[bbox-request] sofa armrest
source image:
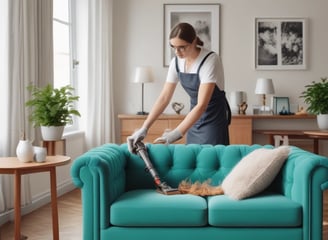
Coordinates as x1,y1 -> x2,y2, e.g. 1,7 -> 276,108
279,146 -> 328,240
70,144 -> 127,240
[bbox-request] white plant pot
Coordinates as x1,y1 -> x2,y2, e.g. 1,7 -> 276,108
41,126 -> 65,140
317,114 -> 328,130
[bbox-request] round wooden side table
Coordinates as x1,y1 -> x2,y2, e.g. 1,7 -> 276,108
303,131 -> 328,154
0,155 -> 71,240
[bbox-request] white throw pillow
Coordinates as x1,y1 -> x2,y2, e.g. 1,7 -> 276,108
222,146 -> 290,200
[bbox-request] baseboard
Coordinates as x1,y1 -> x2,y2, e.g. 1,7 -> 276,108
0,180 -> 76,226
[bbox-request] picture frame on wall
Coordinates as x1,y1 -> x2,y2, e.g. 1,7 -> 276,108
163,4 -> 220,67
273,96 -> 290,115
255,18 -> 307,70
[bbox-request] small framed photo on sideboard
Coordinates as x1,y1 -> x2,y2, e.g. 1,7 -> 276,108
273,97 -> 290,115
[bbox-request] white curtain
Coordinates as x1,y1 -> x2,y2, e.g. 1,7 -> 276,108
84,0 -> 115,149
0,0 -> 53,214
0,0 -> 9,213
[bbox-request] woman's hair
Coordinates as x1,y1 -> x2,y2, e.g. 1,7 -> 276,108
169,22 -> 204,46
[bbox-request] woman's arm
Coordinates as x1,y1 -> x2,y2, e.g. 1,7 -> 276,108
176,82 -> 215,135
142,82 -> 177,129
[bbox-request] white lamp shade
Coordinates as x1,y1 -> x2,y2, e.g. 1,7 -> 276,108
134,66 -> 154,83
255,78 -> 275,95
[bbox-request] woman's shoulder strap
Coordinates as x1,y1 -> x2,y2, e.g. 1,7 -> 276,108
197,51 -> 215,74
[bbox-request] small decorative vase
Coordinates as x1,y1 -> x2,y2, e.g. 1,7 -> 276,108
16,140 -> 34,163
33,146 -> 47,162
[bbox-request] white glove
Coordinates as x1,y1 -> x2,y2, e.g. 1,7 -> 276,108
154,129 -> 183,144
127,127 -> 148,153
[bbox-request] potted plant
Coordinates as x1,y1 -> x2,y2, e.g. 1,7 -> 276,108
300,77 -> 328,130
26,84 -> 81,140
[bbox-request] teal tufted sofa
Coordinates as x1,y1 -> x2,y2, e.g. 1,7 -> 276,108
71,143 -> 328,240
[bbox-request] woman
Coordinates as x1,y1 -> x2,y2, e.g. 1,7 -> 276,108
127,22 -> 231,150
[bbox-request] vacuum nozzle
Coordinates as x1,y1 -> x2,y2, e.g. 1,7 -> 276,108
157,182 -> 180,195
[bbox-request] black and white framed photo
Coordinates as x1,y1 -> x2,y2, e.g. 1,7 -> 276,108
273,96 -> 290,115
255,18 -> 307,70
163,4 -> 220,67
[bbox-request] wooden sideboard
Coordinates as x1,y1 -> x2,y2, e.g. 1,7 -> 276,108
229,114 -> 316,145
118,114 -> 317,145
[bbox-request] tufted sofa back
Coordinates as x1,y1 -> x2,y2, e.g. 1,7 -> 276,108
122,144 -> 271,191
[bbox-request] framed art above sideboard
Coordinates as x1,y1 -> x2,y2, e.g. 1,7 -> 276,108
255,18 -> 307,70
163,3 -> 220,67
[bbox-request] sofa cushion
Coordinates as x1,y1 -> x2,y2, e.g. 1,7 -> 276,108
222,146 -> 290,200
208,193 -> 302,227
110,189 -> 208,227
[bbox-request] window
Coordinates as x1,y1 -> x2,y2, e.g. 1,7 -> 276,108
53,0 -> 79,130
53,0 -> 79,88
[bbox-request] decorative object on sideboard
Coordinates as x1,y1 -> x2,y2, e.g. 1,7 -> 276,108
239,102 -> 248,115
272,96 -> 292,115
295,106 -> 308,115
300,77 -> 328,130
171,102 -> 184,114
26,84 -> 81,140
230,91 -> 247,114
255,78 -> 275,114
133,66 -> 154,115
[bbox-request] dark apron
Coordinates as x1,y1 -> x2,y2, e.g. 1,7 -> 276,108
175,52 -> 231,145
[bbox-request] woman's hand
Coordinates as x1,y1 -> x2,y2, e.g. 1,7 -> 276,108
127,127 -> 148,153
154,129 -> 183,144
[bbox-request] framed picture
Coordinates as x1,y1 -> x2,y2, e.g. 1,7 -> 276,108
163,4 -> 220,67
273,97 -> 290,115
255,18 -> 307,70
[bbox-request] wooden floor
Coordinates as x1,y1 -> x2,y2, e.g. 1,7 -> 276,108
0,189 -> 327,240
0,189 -> 82,240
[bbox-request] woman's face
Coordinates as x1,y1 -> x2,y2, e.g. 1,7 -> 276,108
169,37 -> 192,59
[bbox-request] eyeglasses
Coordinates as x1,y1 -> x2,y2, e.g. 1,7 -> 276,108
170,44 -> 190,52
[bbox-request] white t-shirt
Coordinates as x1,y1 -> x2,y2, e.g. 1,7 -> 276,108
166,48 -> 225,90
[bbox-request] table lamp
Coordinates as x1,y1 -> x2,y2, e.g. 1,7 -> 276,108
255,78 -> 275,111
134,66 -> 154,115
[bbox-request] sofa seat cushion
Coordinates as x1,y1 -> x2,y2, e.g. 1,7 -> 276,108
110,189 -> 208,227
208,192 -> 302,227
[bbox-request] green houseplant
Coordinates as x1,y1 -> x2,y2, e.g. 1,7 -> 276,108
300,77 -> 328,129
26,84 -> 81,140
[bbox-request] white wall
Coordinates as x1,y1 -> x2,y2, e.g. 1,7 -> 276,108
112,0 -> 328,142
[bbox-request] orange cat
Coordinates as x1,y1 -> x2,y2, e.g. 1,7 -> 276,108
178,180 -> 224,196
